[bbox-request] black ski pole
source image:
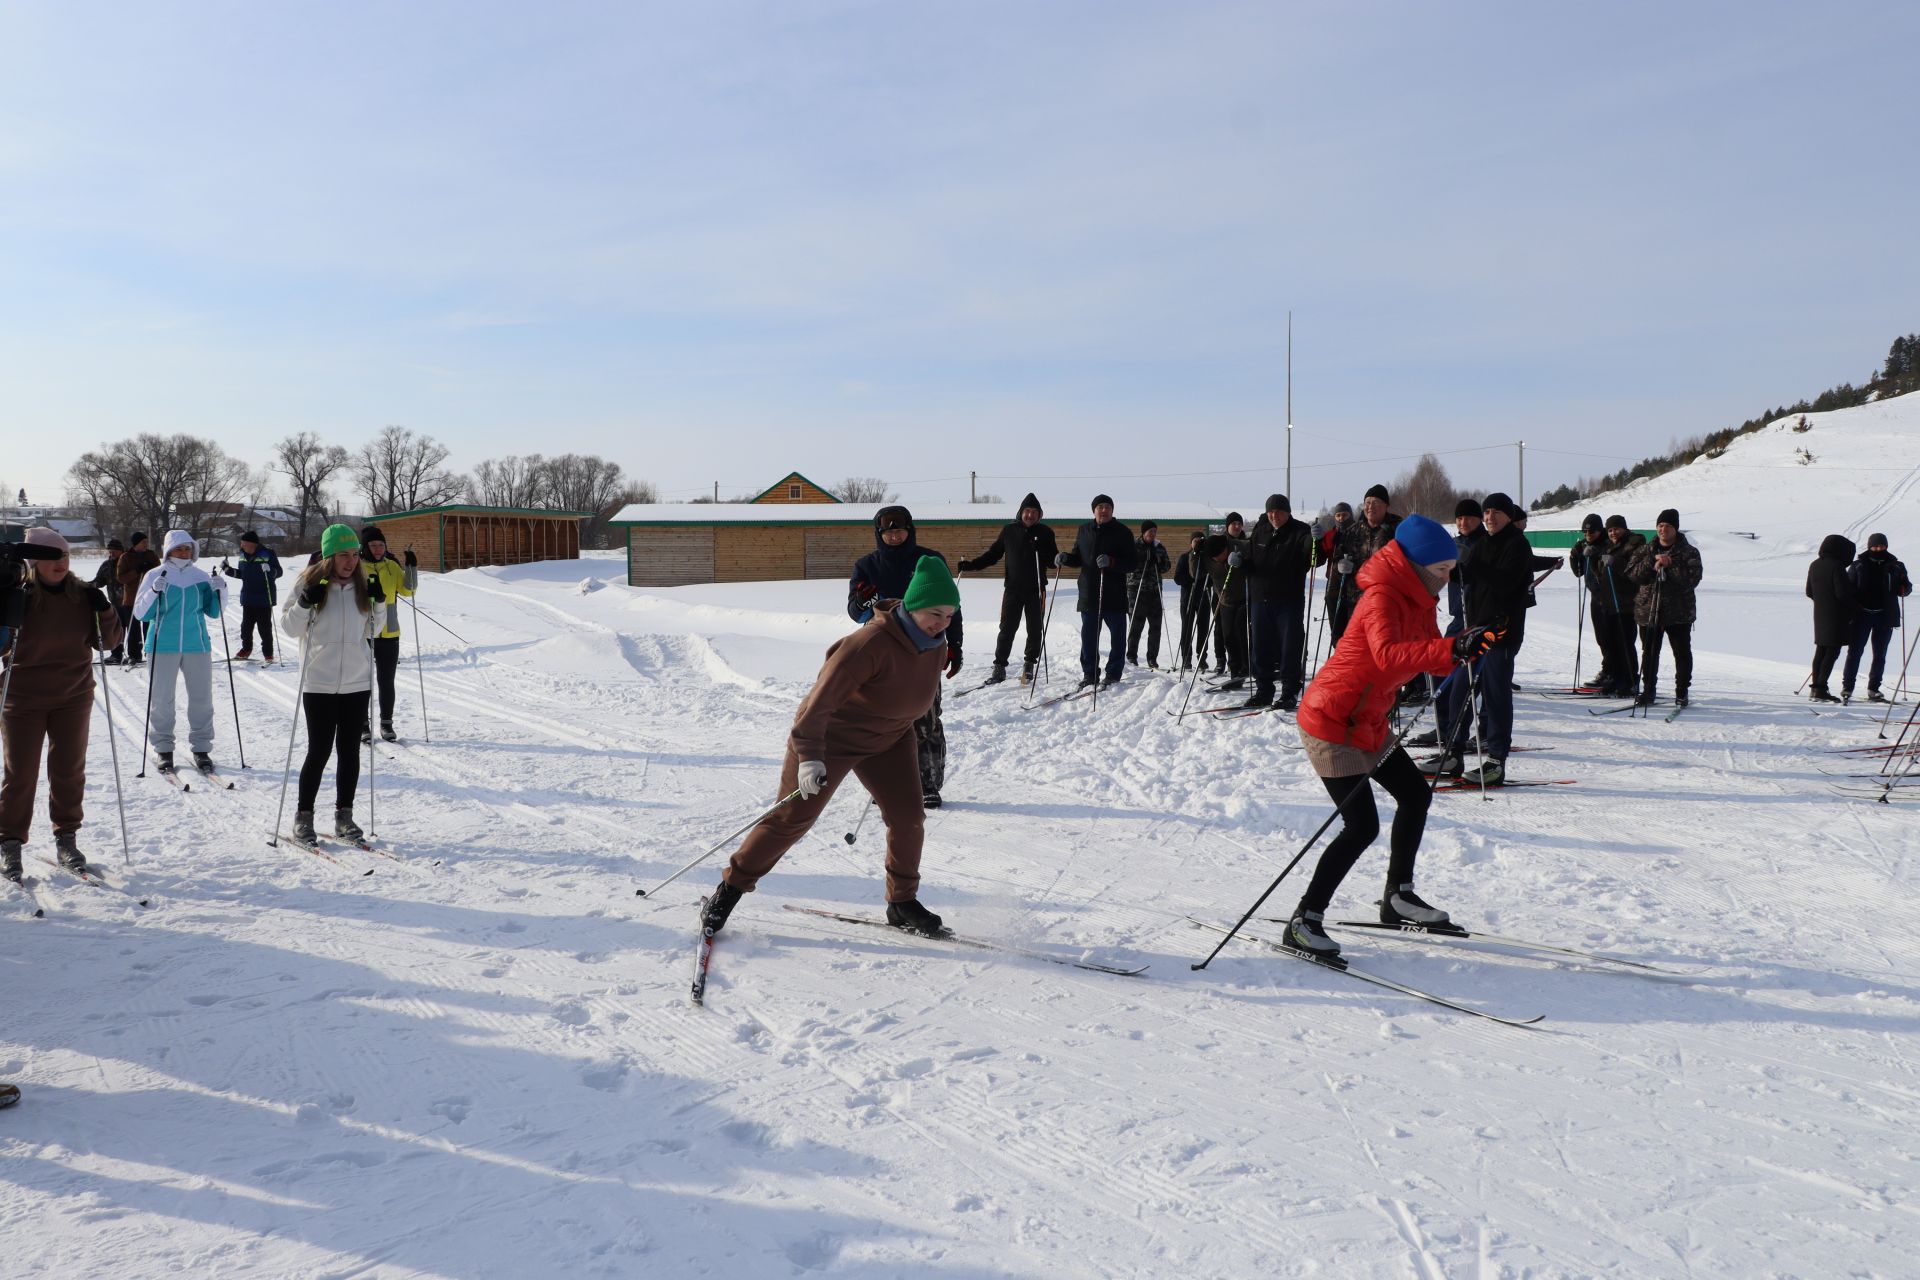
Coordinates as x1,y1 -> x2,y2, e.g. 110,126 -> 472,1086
1026,562 -> 1063,709
1572,573 -> 1585,690
1174,566 -> 1235,720
410,595 -> 430,742
218,589 -> 247,768
1091,568 -> 1104,714
267,627 -> 311,848
1879,620 -> 1918,737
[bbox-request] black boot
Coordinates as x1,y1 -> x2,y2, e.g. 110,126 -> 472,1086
701,880 -> 743,935
2,839 -> 21,884
334,808 -> 365,842
1283,908 -> 1341,960
155,751 -> 176,774
192,751 -> 214,773
983,664 -> 1007,685
1240,687 -> 1273,710
1381,885 -> 1453,928
886,898 -> 948,936
292,810 -> 317,844
54,833 -> 87,872
381,721 -> 399,742
1020,659 -> 1036,684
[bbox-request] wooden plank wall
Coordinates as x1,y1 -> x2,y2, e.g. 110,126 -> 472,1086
753,474 -> 839,504
627,527 -> 716,586
804,526 -> 872,579
717,526 -> 806,581
371,514 -> 443,572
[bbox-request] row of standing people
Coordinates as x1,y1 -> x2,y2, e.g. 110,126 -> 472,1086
1805,532 -> 1912,703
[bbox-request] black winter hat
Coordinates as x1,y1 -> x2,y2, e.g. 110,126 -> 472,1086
1090,493 -> 1114,511
240,529 -> 261,544
1140,519 -> 1158,534
129,531 -> 148,547
1581,513 -> 1603,532
1224,511 -> 1244,526
106,538 -> 125,551
1483,492 -> 1521,520
1364,483 -> 1390,505
1605,514 -> 1628,531
1332,502 -> 1352,516
1019,492 -> 1043,517
1868,531 -> 1889,549
360,524 -> 386,545
1656,508 -> 1680,528
874,505 -> 913,531
1455,498 -> 1482,519
1265,493 -> 1290,513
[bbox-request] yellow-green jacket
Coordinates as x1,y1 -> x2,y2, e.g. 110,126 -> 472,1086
363,554 -> 418,640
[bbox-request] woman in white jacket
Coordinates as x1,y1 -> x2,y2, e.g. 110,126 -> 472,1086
281,524 -> 386,844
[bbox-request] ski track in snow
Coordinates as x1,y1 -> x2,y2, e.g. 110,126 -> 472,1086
6,476 -> 1920,1279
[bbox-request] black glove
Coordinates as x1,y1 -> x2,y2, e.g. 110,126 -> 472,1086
83,585 -> 111,614
1054,552 -> 1069,567
299,580 -> 328,607
945,648 -> 963,679
221,558 -> 235,576
1451,625 -> 1500,662
368,575 -> 386,603
1096,554 -> 1112,569
403,548 -> 417,568
957,559 -> 976,573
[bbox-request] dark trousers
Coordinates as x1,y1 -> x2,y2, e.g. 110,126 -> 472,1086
726,732 -> 925,902
1179,593 -> 1207,666
372,636 -> 400,726
1601,612 -> 1639,692
0,698 -> 92,842
1811,643 -> 1843,695
1640,622 -> 1693,698
1298,747 -> 1432,915
240,604 -> 276,658
1586,597 -> 1612,681
1080,610 -> 1126,680
992,588 -> 1045,668
1213,605 -> 1248,676
1441,644 -> 1515,760
116,606 -> 142,662
1249,598 -> 1305,697
915,687 -> 945,796
1843,614 -> 1896,693
1127,592 -> 1164,666
298,690 -> 370,813
1327,582 -> 1355,643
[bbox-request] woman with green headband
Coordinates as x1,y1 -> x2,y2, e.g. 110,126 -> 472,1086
700,556 -> 961,939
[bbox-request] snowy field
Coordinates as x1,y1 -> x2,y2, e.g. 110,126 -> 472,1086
5,393 -> 1920,1279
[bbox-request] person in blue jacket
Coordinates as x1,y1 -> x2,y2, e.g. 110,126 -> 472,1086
848,505 -> 964,807
220,529 -> 284,663
132,529 -> 227,774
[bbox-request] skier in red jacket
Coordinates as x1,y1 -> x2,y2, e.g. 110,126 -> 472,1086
1287,514 -> 1500,960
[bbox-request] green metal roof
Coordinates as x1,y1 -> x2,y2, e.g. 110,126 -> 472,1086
368,504 -> 588,522
748,472 -> 842,504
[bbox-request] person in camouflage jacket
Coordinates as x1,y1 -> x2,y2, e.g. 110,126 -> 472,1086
1626,508 -> 1703,705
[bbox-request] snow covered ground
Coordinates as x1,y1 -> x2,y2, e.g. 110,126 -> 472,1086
3,520 -> 1917,1276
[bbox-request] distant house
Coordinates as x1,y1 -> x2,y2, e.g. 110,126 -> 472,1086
751,472 -> 841,505
608,501 -> 1226,588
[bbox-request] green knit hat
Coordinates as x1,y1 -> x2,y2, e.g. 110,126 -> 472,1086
320,523 -> 360,557
902,556 -> 961,612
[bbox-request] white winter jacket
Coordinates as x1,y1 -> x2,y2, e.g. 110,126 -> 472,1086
281,579 -> 386,695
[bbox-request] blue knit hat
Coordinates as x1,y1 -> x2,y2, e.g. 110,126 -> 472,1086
1394,514 -> 1456,566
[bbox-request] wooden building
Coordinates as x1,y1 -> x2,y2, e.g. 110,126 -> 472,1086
368,504 -> 584,572
750,472 -> 842,505
609,501 -> 1226,588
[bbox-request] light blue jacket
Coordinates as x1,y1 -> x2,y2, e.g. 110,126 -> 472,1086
133,532 -> 226,655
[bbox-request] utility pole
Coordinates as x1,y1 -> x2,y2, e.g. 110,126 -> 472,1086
1285,311 -> 1293,500
970,471 -> 977,503
1517,441 -> 1525,510
713,480 -> 719,503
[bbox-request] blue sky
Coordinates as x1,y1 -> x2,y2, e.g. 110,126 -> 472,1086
3,1 -> 1915,515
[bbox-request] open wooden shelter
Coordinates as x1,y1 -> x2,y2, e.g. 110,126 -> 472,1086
367,504 -> 585,572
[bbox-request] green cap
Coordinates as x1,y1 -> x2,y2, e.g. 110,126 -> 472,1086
902,556 -> 961,612
320,523 -> 360,558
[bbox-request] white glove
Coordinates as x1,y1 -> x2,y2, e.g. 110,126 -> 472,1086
1096,554 -> 1112,569
1228,551 -> 1242,569
1337,557 -> 1355,575
795,760 -> 828,799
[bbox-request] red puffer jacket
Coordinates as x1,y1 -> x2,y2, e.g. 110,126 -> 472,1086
1297,540 -> 1455,753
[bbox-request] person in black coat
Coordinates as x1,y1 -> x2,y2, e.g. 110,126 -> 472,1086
1056,494 -> 1136,687
1211,512 -> 1250,687
1240,494 -> 1315,710
1842,533 -> 1913,701
1429,492 -> 1530,786
957,492 -> 1057,684
848,505 -> 964,804
219,530 -> 285,662
1124,520 -> 1173,669
1805,533 -> 1857,703
1568,513 -> 1612,688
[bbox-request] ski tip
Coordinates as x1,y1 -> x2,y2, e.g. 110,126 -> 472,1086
634,888 -> 647,896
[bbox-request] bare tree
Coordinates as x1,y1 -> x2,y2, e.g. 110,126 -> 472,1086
274,432 -> 352,546
353,425 -> 466,516
469,454 -> 550,508
836,476 -> 895,503
535,454 -> 656,549
1387,454 -> 1474,523
971,491 -> 1004,504
65,433 -> 248,545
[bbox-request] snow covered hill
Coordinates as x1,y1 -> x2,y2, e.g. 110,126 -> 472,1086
3,552 -> 1916,1277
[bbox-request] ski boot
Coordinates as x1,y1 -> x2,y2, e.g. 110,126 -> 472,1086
886,898 -> 947,936
1101,671 -> 1122,689
380,721 -> 399,742
292,810 -> 317,845
234,645 -> 252,661
1282,908 -> 1340,961
1405,728 -> 1441,750
1810,688 -> 1841,705
154,751 -> 176,775
1867,688 -> 1889,704
701,880 -> 743,935
1276,692 -> 1299,713
1240,687 -> 1273,710
1076,675 -> 1098,690
1217,676 -> 1246,693
334,808 -> 365,843
360,723 -> 374,745
921,791 -> 942,810
54,833 -> 87,873
1634,690 -> 1657,708
1381,884 -> 1453,929
1020,660 -> 1036,684
192,751 -> 214,774
2,839 -> 22,884
1459,758 -> 1505,787
1419,751 -> 1465,779
983,663 -> 1007,686
1674,691 -> 1689,708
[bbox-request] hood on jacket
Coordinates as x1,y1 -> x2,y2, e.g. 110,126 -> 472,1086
1353,540 -> 1429,605
1819,534 -> 1856,562
162,528 -> 197,560
872,505 -> 916,551
1018,492 -> 1042,518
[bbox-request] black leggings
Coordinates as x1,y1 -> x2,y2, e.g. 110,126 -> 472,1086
299,690 -> 370,812
1298,747 -> 1432,915
373,636 -> 400,725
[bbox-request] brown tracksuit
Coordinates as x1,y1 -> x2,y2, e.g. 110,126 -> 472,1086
116,547 -> 159,607
2,577 -> 123,842
725,608 -> 947,903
